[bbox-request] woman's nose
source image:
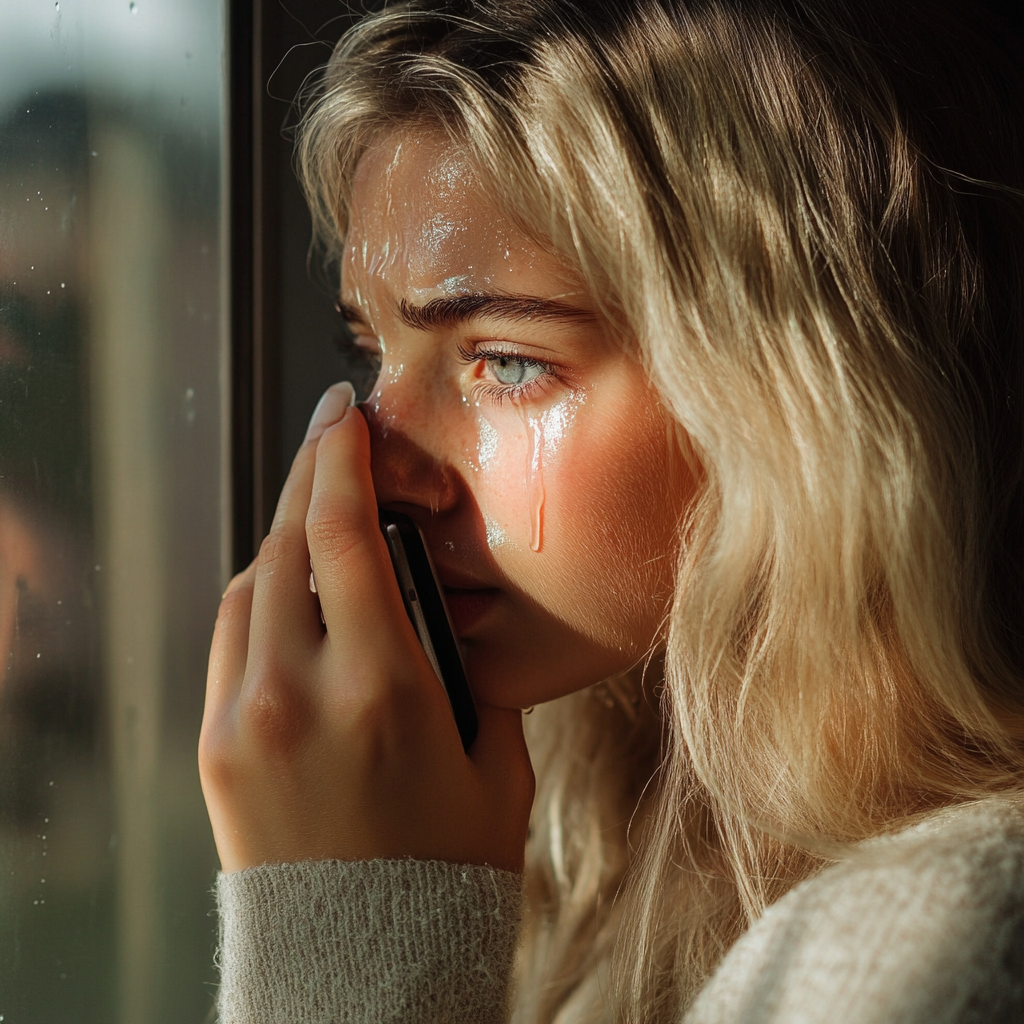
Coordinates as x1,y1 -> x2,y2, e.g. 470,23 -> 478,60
361,388 -> 459,514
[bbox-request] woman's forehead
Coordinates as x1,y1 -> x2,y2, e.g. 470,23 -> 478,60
344,131 -> 583,311
351,130 -> 473,208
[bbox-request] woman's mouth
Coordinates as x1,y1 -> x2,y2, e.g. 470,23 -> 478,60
443,586 -> 500,636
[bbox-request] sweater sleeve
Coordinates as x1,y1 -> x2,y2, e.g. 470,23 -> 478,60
683,798 -> 1024,1024
215,858 -> 524,1024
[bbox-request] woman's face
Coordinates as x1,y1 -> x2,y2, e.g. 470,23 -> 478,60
343,132 -> 695,710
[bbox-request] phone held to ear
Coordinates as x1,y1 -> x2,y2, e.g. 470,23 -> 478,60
378,510 -> 479,751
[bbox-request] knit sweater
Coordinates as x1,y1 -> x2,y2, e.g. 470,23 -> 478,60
215,796 -> 1024,1023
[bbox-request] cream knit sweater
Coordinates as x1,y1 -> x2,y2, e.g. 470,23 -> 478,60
215,796 -> 1024,1023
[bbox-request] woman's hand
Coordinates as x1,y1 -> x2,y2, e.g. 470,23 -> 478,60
199,383 -> 535,874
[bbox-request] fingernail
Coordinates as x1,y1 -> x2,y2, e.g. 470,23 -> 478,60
305,381 -> 356,442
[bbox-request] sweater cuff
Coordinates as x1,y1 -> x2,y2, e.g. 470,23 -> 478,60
215,858 -> 524,1024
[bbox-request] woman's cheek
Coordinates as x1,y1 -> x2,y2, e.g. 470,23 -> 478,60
539,398 -> 683,643
466,401 -> 606,605
465,384 -> 682,652
468,394 -> 585,559
465,408 -> 530,555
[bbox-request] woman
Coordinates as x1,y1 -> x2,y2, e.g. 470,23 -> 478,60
199,1 -> 1024,1020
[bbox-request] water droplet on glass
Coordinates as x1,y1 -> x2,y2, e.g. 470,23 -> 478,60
55,1 -> 60,9
129,1 -> 137,12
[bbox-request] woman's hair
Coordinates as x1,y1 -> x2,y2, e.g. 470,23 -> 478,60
297,2 -> 1024,1020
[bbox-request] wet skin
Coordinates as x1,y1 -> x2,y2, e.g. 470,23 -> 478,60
347,132 -> 695,710
199,131 -> 695,872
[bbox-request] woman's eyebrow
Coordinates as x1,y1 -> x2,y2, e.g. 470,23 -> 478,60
397,293 -> 597,330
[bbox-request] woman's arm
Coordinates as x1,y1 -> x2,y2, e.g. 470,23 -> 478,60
200,383 -> 534,1020
216,858 -> 523,1024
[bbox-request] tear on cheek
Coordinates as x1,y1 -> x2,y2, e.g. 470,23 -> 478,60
474,396 -> 583,556
517,407 -> 546,553
518,398 -> 581,555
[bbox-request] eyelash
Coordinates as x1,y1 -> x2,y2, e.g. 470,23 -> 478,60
337,322 -> 561,406
456,343 -> 557,404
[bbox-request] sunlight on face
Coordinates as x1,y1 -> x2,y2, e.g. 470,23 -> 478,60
343,132 -> 696,709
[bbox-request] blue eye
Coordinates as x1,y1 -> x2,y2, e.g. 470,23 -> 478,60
456,343 -> 557,403
488,354 -> 545,386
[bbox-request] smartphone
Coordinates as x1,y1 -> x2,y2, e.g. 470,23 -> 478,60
378,509 -> 479,751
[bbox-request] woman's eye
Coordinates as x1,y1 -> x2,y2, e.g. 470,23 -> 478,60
488,354 -> 545,387
456,343 -> 559,403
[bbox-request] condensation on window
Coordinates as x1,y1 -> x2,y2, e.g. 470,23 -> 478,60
0,3 -> 227,1021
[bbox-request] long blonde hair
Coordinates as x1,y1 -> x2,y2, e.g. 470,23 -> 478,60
297,2 -> 1024,1020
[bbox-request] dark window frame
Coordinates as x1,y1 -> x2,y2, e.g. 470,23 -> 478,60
230,0 -> 370,572
230,0 -> 277,570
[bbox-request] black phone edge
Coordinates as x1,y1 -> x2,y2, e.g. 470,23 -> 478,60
378,509 -> 479,751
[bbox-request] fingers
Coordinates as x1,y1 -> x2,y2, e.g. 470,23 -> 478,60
306,408 -> 412,659
205,562 -> 256,715
246,444 -> 325,671
200,562 -> 256,809
208,379 -> 447,744
247,382 -> 361,661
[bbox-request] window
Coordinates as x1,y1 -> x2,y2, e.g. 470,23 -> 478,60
0,2 -> 354,1020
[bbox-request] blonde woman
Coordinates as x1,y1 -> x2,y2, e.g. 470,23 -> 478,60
199,1 -> 1024,1021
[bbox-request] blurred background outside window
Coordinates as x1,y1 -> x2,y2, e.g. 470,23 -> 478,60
0,2 -> 226,1021
0,1 -> 372,1019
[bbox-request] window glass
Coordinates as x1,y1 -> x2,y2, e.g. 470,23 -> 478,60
0,3 -> 226,1022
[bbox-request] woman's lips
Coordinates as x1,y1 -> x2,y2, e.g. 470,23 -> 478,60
443,586 -> 500,636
